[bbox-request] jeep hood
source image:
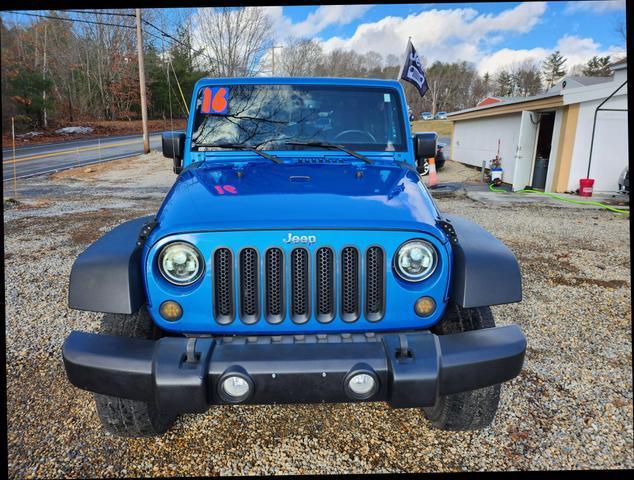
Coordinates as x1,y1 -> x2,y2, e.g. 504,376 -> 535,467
154,161 -> 442,237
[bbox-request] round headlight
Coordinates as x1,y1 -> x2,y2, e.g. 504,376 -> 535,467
394,240 -> 437,281
158,241 -> 204,285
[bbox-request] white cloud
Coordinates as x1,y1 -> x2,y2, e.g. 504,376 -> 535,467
564,1 -> 625,14
477,35 -> 626,75
318,2 -> 547,62
303,2 -> 623,76
290,5 -> 373,37
263,5 -> 373,41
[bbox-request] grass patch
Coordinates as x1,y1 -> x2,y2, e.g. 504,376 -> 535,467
410,120 -> 453,137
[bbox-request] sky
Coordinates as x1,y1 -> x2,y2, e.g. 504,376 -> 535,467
260,1 -> 626,74
3,1 -> 627,75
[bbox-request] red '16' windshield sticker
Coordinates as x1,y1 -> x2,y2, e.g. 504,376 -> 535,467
201,87 -> 229,115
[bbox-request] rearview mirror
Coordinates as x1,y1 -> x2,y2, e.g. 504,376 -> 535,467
413,132 -> 438,160
162,131 -> 186,174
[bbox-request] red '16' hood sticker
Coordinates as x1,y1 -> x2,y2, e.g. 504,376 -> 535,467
214,185 -> 237,195
201,87 -> 229,115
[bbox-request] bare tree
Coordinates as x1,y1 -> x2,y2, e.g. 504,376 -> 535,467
568,64 -> 585,76
278,38 -> 323,76
509,60 -> 542,97
193,7 -> 273,77
470,71 -> 493,106
360,50 -> 383,76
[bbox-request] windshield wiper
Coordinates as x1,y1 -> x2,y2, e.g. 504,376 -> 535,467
284,141 -> 373,165
195,143 -> 282,164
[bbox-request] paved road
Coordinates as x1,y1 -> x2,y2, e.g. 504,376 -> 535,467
2,133 -> 450,183
2,133 -> 162,182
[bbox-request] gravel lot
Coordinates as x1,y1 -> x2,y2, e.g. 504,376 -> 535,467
4,155 -> 632,477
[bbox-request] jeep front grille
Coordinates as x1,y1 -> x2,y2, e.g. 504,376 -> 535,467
341,247 -> 360,322
213,246 -> 385,325
213,248 -> 234,324
365,247 -> 385,321
315,247 -> 335,323
264,248 -> 284,324
290,248 -> 310,324
239,248 -> 259,324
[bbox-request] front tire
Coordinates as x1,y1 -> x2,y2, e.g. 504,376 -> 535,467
423,302 -> 502,431
93,308 -> 177,437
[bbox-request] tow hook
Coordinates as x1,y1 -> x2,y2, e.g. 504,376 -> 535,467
396,334 -> 413,361
184,337 -> 201,364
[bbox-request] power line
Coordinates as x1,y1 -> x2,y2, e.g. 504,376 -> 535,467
56,8 -> 190,51
142,19 -> 190,50
6,10 -> 191,56
59,8 -> 190,51
6,9 -> 260,74
61,9 -> 135,18
6,10 -> 136,30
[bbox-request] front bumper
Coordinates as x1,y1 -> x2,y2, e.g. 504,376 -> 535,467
62,326 -> 526,414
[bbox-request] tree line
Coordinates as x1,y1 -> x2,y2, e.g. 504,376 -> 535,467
0,7 -> 621,133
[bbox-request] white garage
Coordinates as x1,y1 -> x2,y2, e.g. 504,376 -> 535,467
449,59 -> 628,193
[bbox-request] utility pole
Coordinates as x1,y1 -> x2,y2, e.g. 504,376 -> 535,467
42,23 -> 48,129
135,8 -> 150,154
271,45 -> 283,76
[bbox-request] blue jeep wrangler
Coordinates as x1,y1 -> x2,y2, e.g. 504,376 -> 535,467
62,78 -> 525,437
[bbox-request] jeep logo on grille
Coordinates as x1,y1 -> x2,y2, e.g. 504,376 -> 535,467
283,233 -> 317,246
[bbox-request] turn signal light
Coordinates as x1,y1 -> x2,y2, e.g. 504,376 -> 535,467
414,296 -> 436,317
160,301 -> 183,321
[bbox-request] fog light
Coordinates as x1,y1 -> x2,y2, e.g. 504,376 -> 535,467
222,376 -> 250,397
159,300 -> 182,321
349,374 -> 376,395
414,296 -> 436,317
344,367 -> 379,400
218,372 -> 254,403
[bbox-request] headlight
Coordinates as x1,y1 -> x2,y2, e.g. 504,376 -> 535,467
158,241 -> 204,285
394,240 -> 437,281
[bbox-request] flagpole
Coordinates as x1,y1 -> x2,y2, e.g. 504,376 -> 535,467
396,36 -> 412,80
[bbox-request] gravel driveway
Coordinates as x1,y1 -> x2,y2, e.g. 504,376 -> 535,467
4,154 -> 632,477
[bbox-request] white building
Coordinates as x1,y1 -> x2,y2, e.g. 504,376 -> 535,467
448,58 -> 628,193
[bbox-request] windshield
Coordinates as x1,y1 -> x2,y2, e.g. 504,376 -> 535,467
191,84 -> 407,152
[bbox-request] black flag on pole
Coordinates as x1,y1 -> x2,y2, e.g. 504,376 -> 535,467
400,40 -> 428,97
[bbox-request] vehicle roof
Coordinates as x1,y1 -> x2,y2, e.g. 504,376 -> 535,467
193,77 -> 403,89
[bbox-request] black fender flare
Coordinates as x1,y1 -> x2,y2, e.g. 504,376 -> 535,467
68,216 -> 155,314
443,214 -> 522,308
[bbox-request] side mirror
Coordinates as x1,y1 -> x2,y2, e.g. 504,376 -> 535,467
413,132 -> 438,160
162,131 -> 186,174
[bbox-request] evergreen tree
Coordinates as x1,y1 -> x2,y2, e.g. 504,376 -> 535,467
582,55 -> 612,77
8,70 -> 54,128
511,62 -> 543,97
542,50 -> 567,89
495,70 -> 513,97
483,72 -> 491,90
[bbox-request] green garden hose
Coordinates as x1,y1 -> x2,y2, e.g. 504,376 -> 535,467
487,183 -> 629,215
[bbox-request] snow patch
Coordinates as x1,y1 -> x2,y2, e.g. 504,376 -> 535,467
16,131 -> 43,138
55,126 -> 94,135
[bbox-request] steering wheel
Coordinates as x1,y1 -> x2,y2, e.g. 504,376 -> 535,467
333,129 -> 377,143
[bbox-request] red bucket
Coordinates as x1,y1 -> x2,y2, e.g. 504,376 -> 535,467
579,178 -> 595,197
